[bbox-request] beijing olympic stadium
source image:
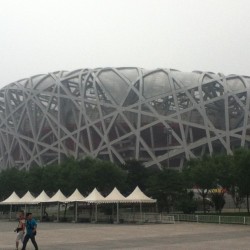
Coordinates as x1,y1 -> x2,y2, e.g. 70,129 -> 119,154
0,68 -> 249,170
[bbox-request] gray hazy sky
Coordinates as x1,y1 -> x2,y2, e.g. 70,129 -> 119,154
1,0 -> 250,87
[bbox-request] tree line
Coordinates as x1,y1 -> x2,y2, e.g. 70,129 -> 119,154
0,148 -> 250,214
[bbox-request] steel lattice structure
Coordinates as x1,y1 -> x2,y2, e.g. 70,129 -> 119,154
0,68 -> 250,170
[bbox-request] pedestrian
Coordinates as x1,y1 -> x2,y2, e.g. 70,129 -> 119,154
21,212 -> 38,250
14,210 -> 25,250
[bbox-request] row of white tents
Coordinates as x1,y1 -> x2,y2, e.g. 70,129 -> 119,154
0,187 -> 156,223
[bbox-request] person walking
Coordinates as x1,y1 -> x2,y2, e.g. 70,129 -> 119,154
21,213 -> 38,250
15,210 -> 25,250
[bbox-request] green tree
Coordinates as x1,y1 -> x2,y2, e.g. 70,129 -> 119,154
57,158 -> 81,195
233,148 -> 250,213
211,192 -> 225,213
0,168 -> 27,199
122,159 -> 154,193
148,169 -> 184,212
44,164 -> 63,194
213,153 -> 243,211
26,166 -> 45,195
177,190 -> 198,214
92,159 -> 127,196
186,155 -> 217,213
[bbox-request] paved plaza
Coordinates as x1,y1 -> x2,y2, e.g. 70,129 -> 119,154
0,221 -> 250,249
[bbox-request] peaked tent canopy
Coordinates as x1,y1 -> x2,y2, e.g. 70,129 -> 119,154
33,190 -> 51,222
84,188 -> 105,203
66,189 -> 85,202
102,187 -> 126,203
65,189 -> 85,223
84,188 -> 105,222
125,186 -> 156,203
101,187 -> 126,223
33,190 -> 50,203
1,191 -> 21,204
46,189 -> 67,203
17,191 -> 35,204
43,189 -> 67,222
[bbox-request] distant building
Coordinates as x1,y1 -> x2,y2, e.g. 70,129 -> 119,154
0,68 -> 249,170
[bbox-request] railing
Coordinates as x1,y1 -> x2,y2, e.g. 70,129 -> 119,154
3,210 -> 250,225
171,214 -> 250,225
119,213 -> 175,224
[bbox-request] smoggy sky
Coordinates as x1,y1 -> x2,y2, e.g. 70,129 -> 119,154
1,0 -> 250,87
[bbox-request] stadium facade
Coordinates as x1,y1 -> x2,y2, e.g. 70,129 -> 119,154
0,68 -> 249,170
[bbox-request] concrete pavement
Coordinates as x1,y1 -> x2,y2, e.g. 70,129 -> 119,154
0,221 -> 250,249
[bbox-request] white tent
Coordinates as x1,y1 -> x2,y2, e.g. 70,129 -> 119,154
125,186 -> 156,203
33,190 -> 51,221
103,187 -> 126,203
18,191 -> 35,204
0,191 -> 21,220
48,189 -> 67,203
125,186 -> 156,222
17,191 -> 36,214
66,189 -> 85,222
102,187 -> 126,223
33,190 -> 50,203
45,189 -> 67,221
66,189 -> 85,202
84,188 -> 105,222
84,188 -> 105,203
1,191 -> 20,204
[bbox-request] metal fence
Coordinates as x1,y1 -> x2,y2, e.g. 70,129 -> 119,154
3,210 -> 250,225
171,214 -> 250,225
119,213 -> 175,224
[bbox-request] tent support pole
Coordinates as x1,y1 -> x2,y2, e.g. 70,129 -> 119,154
75,201 -> 78,223
117,203 -> 119,223
40,203 -> 42,221
95,204 -> 97,222
140,203 -> 142,223
9,204 -> 12,220
57,202 -> 60,222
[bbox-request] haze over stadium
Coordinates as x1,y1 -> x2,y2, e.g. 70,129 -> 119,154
0,0 -> 250,87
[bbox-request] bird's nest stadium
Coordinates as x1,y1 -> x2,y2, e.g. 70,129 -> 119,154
0,68 -> 249,170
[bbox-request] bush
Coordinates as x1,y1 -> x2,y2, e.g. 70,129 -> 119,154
211,193 -> 225,213
178,198 -> 198,214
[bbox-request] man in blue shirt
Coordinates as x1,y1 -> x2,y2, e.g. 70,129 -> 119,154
21,213 -> 38,250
